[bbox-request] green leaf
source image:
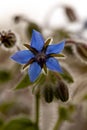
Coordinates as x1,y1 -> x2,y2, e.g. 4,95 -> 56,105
15,74 -> 33,90
61,67 -> 74,83
3,117 -> 35,130
58,106 -> 70,121
0,101 -> 30,116
58,104 -> 76,122
32,73 -> 46,94
0,118 -> 4,130
82,94 -> 87,101
0,102 -> 15,114
15,73 -> 46,90
0,70 -> 11,83
68,104 -> 76,113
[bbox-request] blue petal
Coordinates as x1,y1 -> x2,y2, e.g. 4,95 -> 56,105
31,30 -> 44,51
46,57 -> 63,73
10,50 -> 34,64
46,40 -> 65,55
28,62 -> 42,82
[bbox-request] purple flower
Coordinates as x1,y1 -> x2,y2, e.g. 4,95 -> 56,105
11,30 -> 65,82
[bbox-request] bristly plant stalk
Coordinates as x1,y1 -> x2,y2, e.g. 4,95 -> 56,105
35,94 -> 40,130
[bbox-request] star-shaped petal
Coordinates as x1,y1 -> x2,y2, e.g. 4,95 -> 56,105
31,30 -> 44,51
11,50 -> 34,64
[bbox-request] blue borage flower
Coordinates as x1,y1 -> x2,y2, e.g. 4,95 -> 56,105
11,30 -> 65,82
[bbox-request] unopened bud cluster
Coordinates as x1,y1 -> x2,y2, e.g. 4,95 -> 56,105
0,30 -> 17,48
42,80 -> 69,103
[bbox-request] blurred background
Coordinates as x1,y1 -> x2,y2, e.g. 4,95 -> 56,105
0,0 -> 87,130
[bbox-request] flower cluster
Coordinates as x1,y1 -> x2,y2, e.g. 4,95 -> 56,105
11,30 -> 65,82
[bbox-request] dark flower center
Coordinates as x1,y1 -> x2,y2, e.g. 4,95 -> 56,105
35,52 -> 46,67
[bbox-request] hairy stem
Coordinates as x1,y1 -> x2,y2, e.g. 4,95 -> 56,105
53,118 -> 62,130
65,39 -> 87,48
35,94 -> 40,130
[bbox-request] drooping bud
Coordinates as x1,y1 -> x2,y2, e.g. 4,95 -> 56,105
54,80 -> 69,102
0,30 -> 17,48
64,6 -> 78,22
13,15 -> 23,23
43,85 -> 54,103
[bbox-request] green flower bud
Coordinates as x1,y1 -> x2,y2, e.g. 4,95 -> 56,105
54,80 -> 69,102
43,85 -> 54,103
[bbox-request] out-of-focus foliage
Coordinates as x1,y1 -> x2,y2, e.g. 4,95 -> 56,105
0,70 -> 11,83
0,101 -> 15,115
0,100 -> 30,117
58,104 -> 75,122
2,117 -> 35,130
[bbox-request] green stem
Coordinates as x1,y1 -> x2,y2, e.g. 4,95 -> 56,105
53,118 -> 62,130
35,94 -> 40,130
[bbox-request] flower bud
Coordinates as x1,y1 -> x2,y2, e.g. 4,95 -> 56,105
54,80 -> 69,102
43,85 -> 54,103
64,6 -> 78,22
13,15 -> 23,23
0,30 -> 16,48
